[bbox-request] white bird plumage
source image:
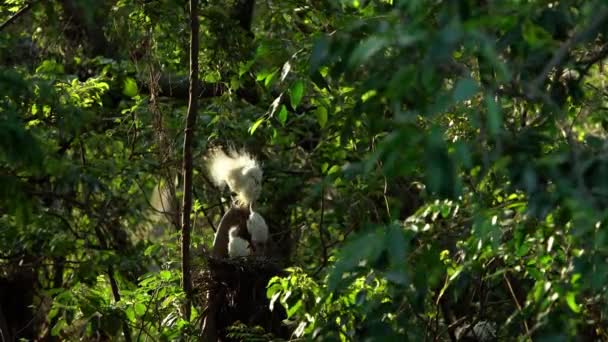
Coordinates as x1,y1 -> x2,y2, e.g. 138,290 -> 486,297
207,147 -> 270,257
207,148 -> 262,206
247,209 -> 268,243
227,227 -> 251,258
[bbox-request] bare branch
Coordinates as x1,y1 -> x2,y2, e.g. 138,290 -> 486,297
180,0 -> 199,322
529,6 -> 608,93
0,2 -> 33,32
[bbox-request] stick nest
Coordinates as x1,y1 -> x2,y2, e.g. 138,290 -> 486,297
193,256 -> 288,340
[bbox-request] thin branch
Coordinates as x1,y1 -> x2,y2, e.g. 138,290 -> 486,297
136,287 -> 160,341
529,6 -> 608,93
319,181 -> 328,266
45,210 -> 82,239
0,251 -> 26,260
180,0 -> 199,322
192,188 -> 217,232
577,44 -> 608,74
0,2 -> 33,31
107,265 -> 133,341
503,273 -> 530,336
90,200 -> 132,341
383,176 -> 391,220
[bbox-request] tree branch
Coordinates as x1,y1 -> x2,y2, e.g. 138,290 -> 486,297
529,6 -> 608,93
0,2 -> 33,32
180,0 -> 199,322
142,75 -> 259,104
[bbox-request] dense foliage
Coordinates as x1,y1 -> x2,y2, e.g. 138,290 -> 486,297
2,0 -> 608,340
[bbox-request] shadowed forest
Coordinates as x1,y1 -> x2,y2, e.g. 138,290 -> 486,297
2,0 -> 608,341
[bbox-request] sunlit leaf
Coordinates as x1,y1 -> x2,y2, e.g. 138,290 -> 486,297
565,292 -> 581,313
134,302 -> 147,317
290,80 -> 304,109
522,19 -> 553,47
316,106 -> 328,128
249,117 -> 265,134
122,77 -> 138,98
278,105 -> 288,126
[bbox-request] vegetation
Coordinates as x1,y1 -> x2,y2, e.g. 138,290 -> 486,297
2,0 -> 608,340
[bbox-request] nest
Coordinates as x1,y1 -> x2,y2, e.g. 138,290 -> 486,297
193,256 -> 289,341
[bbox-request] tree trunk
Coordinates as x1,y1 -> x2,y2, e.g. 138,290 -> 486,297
180,0 -> 199,322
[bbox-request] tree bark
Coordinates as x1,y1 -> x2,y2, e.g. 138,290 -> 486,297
108,266 -> 133,342
180,0 -> 199,322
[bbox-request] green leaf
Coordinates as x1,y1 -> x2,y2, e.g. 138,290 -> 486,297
36,59 -> 64,74
51,317 -> 67,336
328,228 -> 385,291
386,224 -> 408,284
316,106 -> 328,128
256,69 -> 273,81
565,292 -> 581,313
125,307 -> 135,322
437,265 -> 463,303
277,105 -> 288,126
239,60 -> 255,77
290,80 -> 304,109
249,117 -> 265,134
160,270 -> 172,281
321,162 -> 329,173
310,70 -> 328,89
286,299 -> 303,318
122,77 -> 138,98
522,19 -> 553,47
134,302 -> 147,317
204,70 -> 221,82
264,69 -> 279,88
327,165 -> 340,175
386,224 -> 406,265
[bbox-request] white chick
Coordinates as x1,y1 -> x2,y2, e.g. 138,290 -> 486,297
227,226 -> 251,258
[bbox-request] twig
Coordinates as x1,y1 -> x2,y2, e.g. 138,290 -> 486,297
383,176 -> 391,220
529,6 -> 608,93
193,188 -> 217,232
319,181 -> 328,261
503,273 -> 530,336
439,296 -> 457,342
577,44 -> 608,75
0,2 -> 33,31
313,181 -> 329,276
136,287 -> 160,341
44,210 -> 82,239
